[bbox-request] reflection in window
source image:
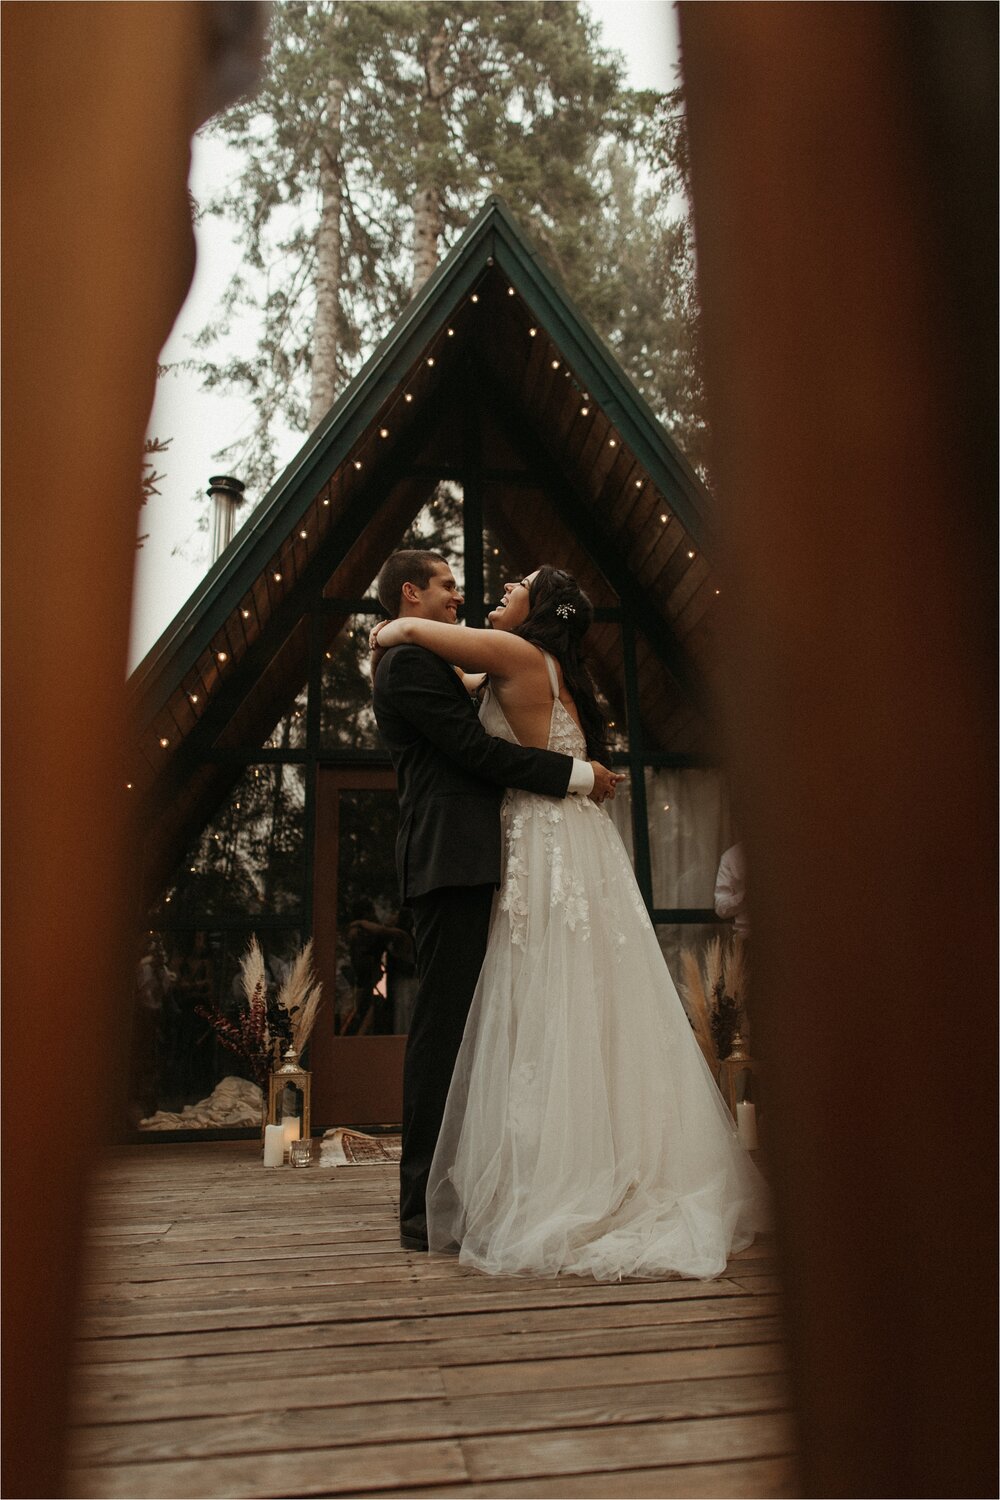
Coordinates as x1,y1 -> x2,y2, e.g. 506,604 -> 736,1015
399,485 -> 465,591
320,620 -> 379,749
609,768 -> 732,908
263,683 -> 308,749
131,927 -> 301,1129
155,764 -> 306,919
588,627 -> 628,753
333,789 -> 415,1036
483,522 -> 520,612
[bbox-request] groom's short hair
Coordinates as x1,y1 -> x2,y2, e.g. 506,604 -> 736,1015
376,550 -> 447,616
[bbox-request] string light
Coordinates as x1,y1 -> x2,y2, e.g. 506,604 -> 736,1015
426,357 -> 435,367
189,693 -> 199,704
404,393 -> 413,403
687,550 -> 695,559
323,497 -> 330,505
354,460 -> 363,470
609,438 -> 617,447
715,589 -> 721,596
529,327 -> 537,337
635,479 -> 643,488
507,286 -> 515,295
299,529 -> 307,540
492,547 -> 500,556
470,293 -> 479,303
125,782 -> 133,790
217,651 -> 228,663
241,608 -> 251,619
663,803 -> 671,812
379,427 -> 389,438
551,359 -> 560,369
273,571 -> 282,582
159,737 -> 169,748
659,513 -> 668,523
447,328 -> 454,337
581,406 -> 589,416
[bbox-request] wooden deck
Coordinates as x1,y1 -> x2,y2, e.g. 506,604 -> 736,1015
68,1143 -> 798,1498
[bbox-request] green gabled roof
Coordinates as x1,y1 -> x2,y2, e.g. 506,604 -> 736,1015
128,195 -> 711,731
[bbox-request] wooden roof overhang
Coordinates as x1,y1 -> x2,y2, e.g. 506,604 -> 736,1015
127,198 -> 722,901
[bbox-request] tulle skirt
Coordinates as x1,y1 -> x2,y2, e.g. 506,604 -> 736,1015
426,790 -> 769,1281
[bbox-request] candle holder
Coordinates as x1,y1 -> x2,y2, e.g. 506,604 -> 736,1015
289,1138 -> 313,1168
718,1021 -> 755,1120
266,1046 -> 312,1147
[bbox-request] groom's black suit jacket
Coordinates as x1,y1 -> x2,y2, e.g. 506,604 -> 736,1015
372,642 -> 575,899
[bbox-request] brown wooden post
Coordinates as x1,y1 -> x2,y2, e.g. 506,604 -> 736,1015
1,6 -> 264,1494
678,4 -> 997,1494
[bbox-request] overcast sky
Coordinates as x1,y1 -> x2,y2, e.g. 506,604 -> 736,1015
130,0 -> 682,670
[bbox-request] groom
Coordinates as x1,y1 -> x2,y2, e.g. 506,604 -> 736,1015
371,549 -> 618,1250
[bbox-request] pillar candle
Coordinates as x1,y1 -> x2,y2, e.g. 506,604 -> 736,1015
737,1099 -> 758,1150
263,1123 -> 285,1167
282,1115 -> 300,1153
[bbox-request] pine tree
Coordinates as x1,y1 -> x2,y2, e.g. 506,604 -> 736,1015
185,2 -> 706,492
190,0 -> 411,489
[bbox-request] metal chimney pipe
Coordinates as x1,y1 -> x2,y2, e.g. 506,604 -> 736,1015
208,474 -> 246,561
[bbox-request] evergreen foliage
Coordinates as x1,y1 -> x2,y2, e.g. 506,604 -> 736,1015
185,0 -> 706,492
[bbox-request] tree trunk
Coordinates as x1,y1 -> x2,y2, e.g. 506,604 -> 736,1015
309,12 -> 346,428
411,21 -> 448,294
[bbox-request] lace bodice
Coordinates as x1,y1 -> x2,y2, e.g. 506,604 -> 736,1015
478,650 -> 587,759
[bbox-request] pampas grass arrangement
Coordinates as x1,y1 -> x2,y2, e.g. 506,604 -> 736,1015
679,948 -> 716,1070
679,934 -> 750,1069
276,938 -> 324,1053
197,936 -> 325,1086
239,936 -> 268,1017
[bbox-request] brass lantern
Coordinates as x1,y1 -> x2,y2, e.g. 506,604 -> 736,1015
718,1023 -> 754,1118
266,1046 -> 311,1148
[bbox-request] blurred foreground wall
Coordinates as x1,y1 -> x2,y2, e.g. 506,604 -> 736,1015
1,5 -> 265,1494
678,4 -> 997,1495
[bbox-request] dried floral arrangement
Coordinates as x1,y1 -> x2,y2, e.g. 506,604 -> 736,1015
679,935 -> 749,1071
196,937 -> 324,1086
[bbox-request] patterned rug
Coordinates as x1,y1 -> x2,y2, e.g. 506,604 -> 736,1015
319,1128 -> 402,1166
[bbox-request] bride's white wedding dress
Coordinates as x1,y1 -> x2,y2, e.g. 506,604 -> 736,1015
426,652 -> 769,1281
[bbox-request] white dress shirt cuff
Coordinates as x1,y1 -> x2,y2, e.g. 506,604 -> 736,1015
568,759 -> 594,796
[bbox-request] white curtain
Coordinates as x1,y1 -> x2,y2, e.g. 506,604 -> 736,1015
609,768 -> 732,909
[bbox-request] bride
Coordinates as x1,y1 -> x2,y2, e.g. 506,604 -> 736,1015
371,566 -> 768,1281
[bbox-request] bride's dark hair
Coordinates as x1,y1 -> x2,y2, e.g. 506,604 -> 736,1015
510,566 -> 608,761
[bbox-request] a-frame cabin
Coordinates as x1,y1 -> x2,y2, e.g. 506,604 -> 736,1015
127,197 -> 733,1132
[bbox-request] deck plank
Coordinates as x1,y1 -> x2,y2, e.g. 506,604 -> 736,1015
389,1453 -> 801,1497
71,1373 -> 789,1465
68,1143 -> 797,1498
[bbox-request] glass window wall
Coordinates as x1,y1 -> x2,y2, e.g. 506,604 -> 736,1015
263,684 -> 308,749
320,619 -> 380,750
610,767 -> 731,910
131,926 -> 302,1130
154,764 -> 306,920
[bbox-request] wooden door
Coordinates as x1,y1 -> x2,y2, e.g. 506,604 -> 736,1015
310,767 -> 411,1128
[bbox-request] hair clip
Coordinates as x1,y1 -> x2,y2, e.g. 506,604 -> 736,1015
556,602 -> 576,620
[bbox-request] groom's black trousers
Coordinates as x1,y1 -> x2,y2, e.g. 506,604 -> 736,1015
400,882 -> 495,1237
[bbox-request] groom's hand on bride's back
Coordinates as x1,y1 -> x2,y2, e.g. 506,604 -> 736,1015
589,763 -> 626,804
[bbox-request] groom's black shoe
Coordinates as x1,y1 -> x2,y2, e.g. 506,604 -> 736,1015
400,1217 -> 429,1252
